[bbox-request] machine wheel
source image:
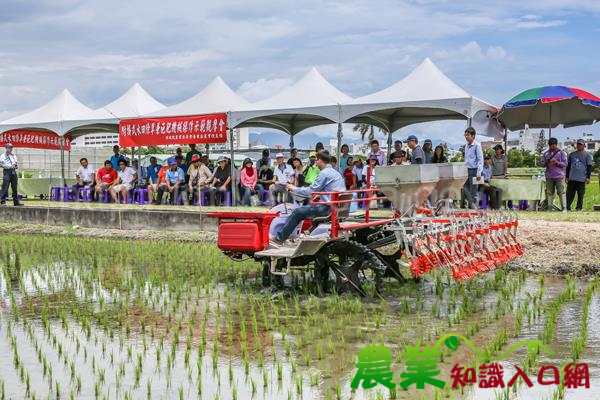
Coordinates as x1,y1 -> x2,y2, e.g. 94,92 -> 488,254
261,259 -> 284,288
319,240 -> 386,297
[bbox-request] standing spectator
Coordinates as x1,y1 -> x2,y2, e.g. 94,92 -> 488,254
462,127 -> 484,209
71,158 -> 95,200
95,160 -> 119,199
330,156 -> 338,171
180,154 -> 211,205
209,156 -> 231,206
480,155 -> 503,210
315,142 -> 324,153
0,143 -> 21,206
303,151 -> 320,186
431,145 -> 448,163
175,147 -> 184,159
353,159 -> 365,187
364,155 -> 379,187
271,153 -> 294,205
491,145 -> 508,178
540,138 -> 567,211
256,149 -> 271,172
339,144 -> 351,172
110,145 -> 127,170
131,159 -> 147,188
291,158 -> 305,187
367,139 -> 386,166
240,158 -> 259,206
157,157 -> 184,205
388,140 -> 403,164
406,135 -> 425,164
566,139 -> 593,211
185,144 -> 202,165
343,156 -> 356,189
146,157 -> 163,203
423,139 -> 434,163
287,148 -> 298,166
110,159 -> 137,204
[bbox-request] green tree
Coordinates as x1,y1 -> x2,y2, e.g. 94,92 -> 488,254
521,150 -> 535,167
353,124 -> 384,143
593,149 -> 600,171
507,148 -> 524,167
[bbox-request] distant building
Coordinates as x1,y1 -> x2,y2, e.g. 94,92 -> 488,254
71,133 -> 119,148
207,128 -> 249,151
563,132 -> 600,153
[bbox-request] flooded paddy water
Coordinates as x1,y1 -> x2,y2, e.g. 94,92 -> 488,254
0,234 -> 598,400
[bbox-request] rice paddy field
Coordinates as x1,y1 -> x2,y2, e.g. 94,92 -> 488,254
0,234 -> 599,400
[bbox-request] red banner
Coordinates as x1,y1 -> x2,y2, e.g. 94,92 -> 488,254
119,113 -> 227,147
0,130 -> 71,151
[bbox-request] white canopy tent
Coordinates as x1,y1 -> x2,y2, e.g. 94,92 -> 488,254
230,67 -> 352,147
63,83 -> 165,138
147,76 -> 250,118
0,89 -> 92,135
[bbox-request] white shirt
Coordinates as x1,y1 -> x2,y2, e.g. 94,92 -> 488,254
0,152 -> 17,169
273,163 -> 294,184
76,165 -> 95,182
118,166 -> 137,185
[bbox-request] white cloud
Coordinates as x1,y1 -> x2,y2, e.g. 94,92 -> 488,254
236,77 -> 296,102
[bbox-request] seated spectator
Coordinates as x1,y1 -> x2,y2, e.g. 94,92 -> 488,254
364,154 -> 379,187
146,156 -> 163,203
185,144 -> 202,165
256,163 -> 274,204
209,156 -> 231,206
72,158 -> 95,200
391,151 -> 404,166
270,153 -> 294,205
256,149 -> 271,172
291,157 -> 305,187
343,156 -> 356,189
492,144 -> 507,178
352,159 -> 365,188
154,164 -> 170,204
131,159 -> 147,188
110,159 -> 137,204
95,160 -> 118,198
240,158 -> 259,206
303,151 -> 320,186
181,154 -> 212,205
157,157 -> 184,205
399,150 -> 411,165
480,155 -> 503,210
423,139 -> 434,163
431,145 -> 448,163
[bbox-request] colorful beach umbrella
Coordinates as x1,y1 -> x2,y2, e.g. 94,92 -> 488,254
497,86 -> 600,133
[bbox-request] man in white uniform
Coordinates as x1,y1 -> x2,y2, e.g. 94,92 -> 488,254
0,143 -> 22,206
71,157 -> 95,200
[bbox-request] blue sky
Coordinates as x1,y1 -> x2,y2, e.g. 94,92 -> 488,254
1,0 -> 599,145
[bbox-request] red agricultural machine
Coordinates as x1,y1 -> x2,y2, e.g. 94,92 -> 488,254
209,163 -> 524,296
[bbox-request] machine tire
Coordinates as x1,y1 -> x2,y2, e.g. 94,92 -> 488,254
319,240 -> 385,296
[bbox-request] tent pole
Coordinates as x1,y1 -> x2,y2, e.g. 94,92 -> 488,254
386,130 -> 392,165
504,128 -> 508,153
229,128 -> 236,205
205,144 -> 210,158
60,137 -> 65,186
548,104 -> 552,140
289,134 -> 295,149
336,123 -> 342,163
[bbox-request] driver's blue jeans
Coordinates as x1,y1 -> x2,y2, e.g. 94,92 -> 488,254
276,205 -> 331,242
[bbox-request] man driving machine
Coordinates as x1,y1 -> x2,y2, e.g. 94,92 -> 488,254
271,151 -> 346,245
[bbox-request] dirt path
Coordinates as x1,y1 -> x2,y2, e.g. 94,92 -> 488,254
507,219 -> 600,276
2,218 -> 599,276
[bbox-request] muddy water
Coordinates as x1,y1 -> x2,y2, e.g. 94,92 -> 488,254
0,235 -> 598,400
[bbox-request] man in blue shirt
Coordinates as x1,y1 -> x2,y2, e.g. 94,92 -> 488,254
146,156 -> 162,202
462,127 -> 484,209
157,157 -> 184,204
273,151 -> 346,244
110,145 -> 127,170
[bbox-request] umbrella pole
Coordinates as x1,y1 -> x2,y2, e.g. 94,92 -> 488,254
504,128 -> 508,153
548,104 -> 552,140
